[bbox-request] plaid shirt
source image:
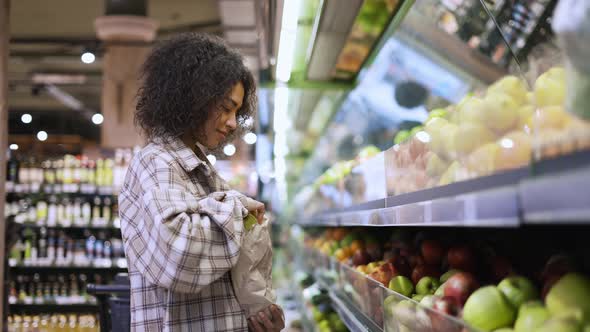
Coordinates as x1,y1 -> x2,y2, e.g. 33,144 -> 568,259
119,137 -> 250,331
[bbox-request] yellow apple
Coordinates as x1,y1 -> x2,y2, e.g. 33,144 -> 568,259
488,75 -> 529,106
439,161 -> 460,186
466,143 -> 500,175
457,96 -> 486,124
534,67 -> 566,107
426,152 -> 449,177
482,92 -> 519,132
453,122 -> 496,155
527,106 -> 571,130
425,117 -> 450,155
495,131 -> 532,170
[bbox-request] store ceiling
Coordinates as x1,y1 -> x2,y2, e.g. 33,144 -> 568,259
7,0 -> 265,142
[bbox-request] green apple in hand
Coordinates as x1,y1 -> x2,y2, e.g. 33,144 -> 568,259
546,273 -> 590,323
498,276 -> 539,309
389,276 -> 414,297
514,301 -> 549,332
440,269 -> 461,283
416,276 -> 441,295
463,286 -> 516,331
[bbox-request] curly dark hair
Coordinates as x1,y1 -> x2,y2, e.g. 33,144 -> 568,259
135,33 -> 256,144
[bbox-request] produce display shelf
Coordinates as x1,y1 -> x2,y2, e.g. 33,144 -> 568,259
329,290 -> 382,332
9,303 -> 99,313
300,152 -> 590,227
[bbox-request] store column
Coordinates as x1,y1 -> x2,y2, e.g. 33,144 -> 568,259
94,15 -> 158,148
0,0 -> 9,328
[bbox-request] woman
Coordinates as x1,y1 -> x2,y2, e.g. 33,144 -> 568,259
119,33 -> 284,331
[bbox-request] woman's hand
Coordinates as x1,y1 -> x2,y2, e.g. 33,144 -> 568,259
241,196 -> 266,224
248,304 -> 285,332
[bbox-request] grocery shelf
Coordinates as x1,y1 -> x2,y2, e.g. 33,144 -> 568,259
329,290 -> 382,332
299,151 -> 590,228
9,263 -> 127,273
521,165 -> 590,224
19,224 -> 121,232
9,303 -> 99,313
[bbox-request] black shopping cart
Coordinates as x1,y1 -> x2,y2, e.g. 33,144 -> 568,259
87,273 -> 131,332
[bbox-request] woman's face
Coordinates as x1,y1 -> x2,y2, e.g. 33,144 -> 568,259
199,81 -> 244,149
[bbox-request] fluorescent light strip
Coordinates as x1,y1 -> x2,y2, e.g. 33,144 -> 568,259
275,0 -> 301,82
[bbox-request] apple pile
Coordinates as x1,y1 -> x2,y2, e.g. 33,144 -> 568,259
305,229 -> 590,332
389,66 -> 590,195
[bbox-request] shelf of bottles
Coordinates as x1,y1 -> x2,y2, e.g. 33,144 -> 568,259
7,313 -> 100,332
4,150 -> 134,318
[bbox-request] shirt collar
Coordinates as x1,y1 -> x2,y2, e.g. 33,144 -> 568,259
159,137 -> 205,172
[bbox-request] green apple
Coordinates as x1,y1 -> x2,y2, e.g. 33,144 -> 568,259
243,214 -> 258,231
498,276 -> 539,309
440,269 -> 461,283
546,273 -> 590,323
463,286 -> 517,331
435,282 -> 446,296
413,294 -> 425,302
494,329 -> 514,332
389,276 -> 414,297
482,92 -> 519,132
514,301 -> 549,332
392,299 -> 417,329
416,276 -> 441,295
534,317 -> 582,332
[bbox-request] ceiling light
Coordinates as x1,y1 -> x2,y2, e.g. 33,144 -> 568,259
207,154 -> 217,165
81,52 -> 95,64
92,113 -> 104,125
223,144 -> 236,156
9,144 -> 18,150
37,131 -> 48,141
243,132 -> 257,145
21,113 -> 32,124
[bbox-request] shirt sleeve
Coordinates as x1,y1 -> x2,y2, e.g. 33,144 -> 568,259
120,155 -> 249,294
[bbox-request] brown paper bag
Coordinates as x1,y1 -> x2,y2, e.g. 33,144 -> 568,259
231,216 -> 276,317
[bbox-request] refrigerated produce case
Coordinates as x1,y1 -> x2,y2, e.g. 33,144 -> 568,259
283,0 -> 590,331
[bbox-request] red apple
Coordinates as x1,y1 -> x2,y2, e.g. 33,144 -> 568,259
431,296 -> 462,332
393,256 -> 412,278
383,249 -> 397,263
542,273 -> 563,299
370,262 -> 396,286
432,296 -> 460,316
491,256 -> 514,283
352,249 -> 371,266
540,254 -> 576,283
447,245 -> 476,272
443,272 -> 480,306
366,242 -> 383,262
408,254 -> 425,269
412,265 -> 441,285
421,239 -> 445,266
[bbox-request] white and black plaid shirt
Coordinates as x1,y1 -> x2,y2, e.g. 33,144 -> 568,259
119,137 -> 250,331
